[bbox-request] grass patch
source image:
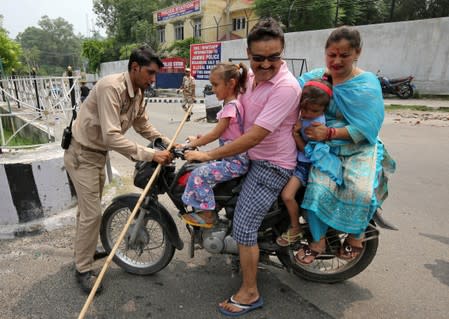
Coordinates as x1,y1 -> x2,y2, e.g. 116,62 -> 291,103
385,104 -> 449,112
2,127 -> 36,146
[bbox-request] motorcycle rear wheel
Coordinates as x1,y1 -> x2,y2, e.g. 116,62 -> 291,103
396,84 -> 414,99
276,229 -> 378,283
100,201 -> 175,275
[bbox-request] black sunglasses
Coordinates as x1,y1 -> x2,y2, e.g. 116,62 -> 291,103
250,54 -> 282,62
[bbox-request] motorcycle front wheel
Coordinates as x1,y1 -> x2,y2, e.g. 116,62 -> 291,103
100,200 -> 175,275
396,84 -> 414,99
276,227 -> 379,283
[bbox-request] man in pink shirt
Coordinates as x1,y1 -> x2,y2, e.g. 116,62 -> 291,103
186,18 -> 301,316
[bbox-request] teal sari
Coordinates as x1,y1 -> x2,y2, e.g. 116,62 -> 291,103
298,68 -> 396,237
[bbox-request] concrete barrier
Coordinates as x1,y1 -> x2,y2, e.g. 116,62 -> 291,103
0,144 -> 76,227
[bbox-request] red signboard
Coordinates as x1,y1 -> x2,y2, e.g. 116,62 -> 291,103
157,0 -> 201,22
190,42 -> 222,80
160,57 -> 186,73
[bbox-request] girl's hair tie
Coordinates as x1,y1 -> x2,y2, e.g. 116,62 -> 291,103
304,80 -> 333,97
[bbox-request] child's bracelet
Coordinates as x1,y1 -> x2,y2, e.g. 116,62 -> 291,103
326,127 -> 336,140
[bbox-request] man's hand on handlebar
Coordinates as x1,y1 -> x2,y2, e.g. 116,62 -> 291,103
152,150 -> 173,165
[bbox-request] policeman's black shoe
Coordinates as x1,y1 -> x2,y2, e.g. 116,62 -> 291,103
186,115 -> 191,122
75,270 -> 103,294
93,248 -> 108,260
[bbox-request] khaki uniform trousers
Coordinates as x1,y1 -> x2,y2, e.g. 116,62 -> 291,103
64,139 -> 106,273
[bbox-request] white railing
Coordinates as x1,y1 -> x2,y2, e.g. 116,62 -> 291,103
0,75 -> 80,148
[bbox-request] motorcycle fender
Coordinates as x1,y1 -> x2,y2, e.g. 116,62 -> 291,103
111,193 -> 184,250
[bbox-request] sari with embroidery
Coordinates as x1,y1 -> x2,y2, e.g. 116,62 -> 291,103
298,68 -> 396,235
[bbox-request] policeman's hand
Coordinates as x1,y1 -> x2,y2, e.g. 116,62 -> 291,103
304,122 -> 328,141
153,150 -> 173,165
184,150 -> 212,162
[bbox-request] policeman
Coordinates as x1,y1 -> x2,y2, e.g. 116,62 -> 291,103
64,46 -> 173,294
178,67 -> 196,121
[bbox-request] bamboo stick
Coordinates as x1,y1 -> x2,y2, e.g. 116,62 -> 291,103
78,104 -> 194,319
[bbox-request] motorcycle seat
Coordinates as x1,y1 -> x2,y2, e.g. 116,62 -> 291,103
388,77 -> 411,83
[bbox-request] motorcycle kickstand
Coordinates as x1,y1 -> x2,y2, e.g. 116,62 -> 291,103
186,224 -> 202,258
231,255 -> 240,276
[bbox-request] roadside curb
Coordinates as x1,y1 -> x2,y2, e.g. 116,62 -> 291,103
383,98 -> 449,109
0,207 -> 76,239
0,168 -> 122,240
146,97 -> 205,104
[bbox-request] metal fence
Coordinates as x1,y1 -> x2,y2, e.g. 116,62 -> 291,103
0,74 -> 80,148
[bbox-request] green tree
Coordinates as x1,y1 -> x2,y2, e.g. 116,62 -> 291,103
94,0 -> 166,46
356,0 -> 388,25
337,0 -> 362,26
81,38 -> 118,72
162,37 -> 203,63
254,0 -> 334,32
0,26 -> 22,74
17,16 -> 82,75
391,0 -> 449,21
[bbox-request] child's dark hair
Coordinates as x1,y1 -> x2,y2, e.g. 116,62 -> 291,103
301,78 -> 333,110
211,62 -> 248,96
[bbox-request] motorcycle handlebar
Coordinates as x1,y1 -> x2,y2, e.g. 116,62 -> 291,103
171,146 -> 198,160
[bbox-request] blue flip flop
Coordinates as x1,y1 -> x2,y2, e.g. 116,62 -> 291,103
218,295 -> 264,317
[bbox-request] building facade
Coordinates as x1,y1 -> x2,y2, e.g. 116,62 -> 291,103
153,0 -> 259,48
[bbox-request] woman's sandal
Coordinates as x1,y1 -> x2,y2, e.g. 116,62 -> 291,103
338,242 -> 363,260
276,229 -> 304,247
294,245 -> 323,265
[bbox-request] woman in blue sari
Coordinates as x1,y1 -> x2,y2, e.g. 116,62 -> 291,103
295,26 -> 395,265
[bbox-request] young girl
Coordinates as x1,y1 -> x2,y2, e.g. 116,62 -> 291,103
276,79 -> 333,246
181,62 -> 249,228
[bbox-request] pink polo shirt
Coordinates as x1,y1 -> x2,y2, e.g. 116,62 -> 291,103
239,62 -> 301,169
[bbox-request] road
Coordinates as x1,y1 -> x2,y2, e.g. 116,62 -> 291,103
0,102 -> 448,318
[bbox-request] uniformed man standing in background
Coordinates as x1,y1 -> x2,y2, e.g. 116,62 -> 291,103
178,67 -> 196,121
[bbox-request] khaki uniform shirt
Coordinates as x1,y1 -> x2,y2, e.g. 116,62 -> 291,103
181,75 -> 195,98
72,72 -> 171,162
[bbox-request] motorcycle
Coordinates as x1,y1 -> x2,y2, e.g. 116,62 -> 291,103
100,139 -> 397,283
377,70 -> 415,99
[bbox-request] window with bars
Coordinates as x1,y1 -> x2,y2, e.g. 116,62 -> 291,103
193,18 -> 202,38
158,27 -> 165,43
232,17 -> 246,31
174,22 -> 184,40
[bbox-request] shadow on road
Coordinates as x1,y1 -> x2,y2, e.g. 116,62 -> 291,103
13,255 -> 333,319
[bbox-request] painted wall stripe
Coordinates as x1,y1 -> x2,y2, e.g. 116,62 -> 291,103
0,165 -> 19,224
32,160 -> 76,213
4,163 -> 44,223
